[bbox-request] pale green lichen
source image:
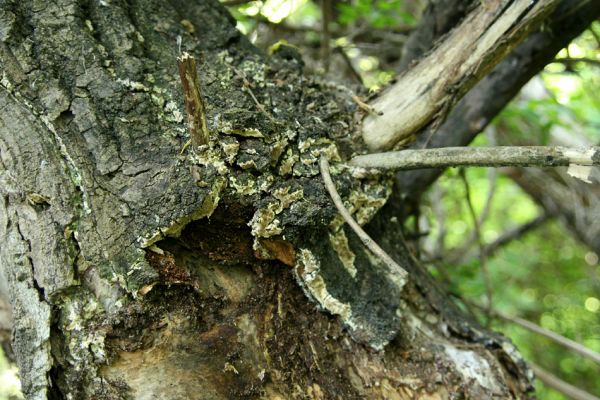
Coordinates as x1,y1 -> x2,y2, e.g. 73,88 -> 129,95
116,78 -> 149,92
278,148 -> 298,176
218,121 -> 264,138
219,137 -> 240,164
164,100 -> 184,124
194,147 -> 228,175
61,293 -> 109,365
328,229 -> 357,278
295,249 -> 352,321
272,186 -> 303,213
229,174 -> 257,196
238,159 -> 259,170
250,204 -> 282,238
329,178 -> 392,231
257,173 -> 275,192
249,185 -> 303,239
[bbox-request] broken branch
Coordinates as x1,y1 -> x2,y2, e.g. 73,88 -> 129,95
178,52 -> 210,147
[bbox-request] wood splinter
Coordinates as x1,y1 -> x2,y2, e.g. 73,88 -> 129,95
177,52 -> 210,147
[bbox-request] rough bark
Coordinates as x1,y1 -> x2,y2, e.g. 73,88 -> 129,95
0,1 -> 539,399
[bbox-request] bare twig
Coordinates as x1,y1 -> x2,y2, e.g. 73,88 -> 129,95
334,46 -> 363,86
452,213 -> 553,265
319,157 -> 409,284
465,299 -> 600,364
352,95 -> 380,116
531,363 -> 600,400
485,214 -> 551,256
177,52 -> 210,147
350,146 -> 600,170
231,66 -> 274,121
499,314 -> 600,365
459,168 -> 493,325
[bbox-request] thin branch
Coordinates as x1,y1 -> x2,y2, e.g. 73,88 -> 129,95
498,313 -> 600,365
531,363 -> 600,400
231,66 -> 274,121
350,146 -> 600,170
334,46 -> 364,86
319,157 -> 409,283
488,213 -> 551,254
466,299 -> 600,364
459,168 -> 493,325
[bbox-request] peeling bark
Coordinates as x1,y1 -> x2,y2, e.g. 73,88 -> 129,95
0,0 -> 538,398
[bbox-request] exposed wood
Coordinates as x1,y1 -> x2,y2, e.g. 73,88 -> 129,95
362,0 -> 560,151
0,0 -> 576,398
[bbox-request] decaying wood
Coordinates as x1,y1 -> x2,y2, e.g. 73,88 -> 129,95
362,0 -> 560,151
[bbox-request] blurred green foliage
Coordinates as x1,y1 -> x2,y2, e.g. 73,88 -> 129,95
337,0 -> 416,28
422,23 -> 600,397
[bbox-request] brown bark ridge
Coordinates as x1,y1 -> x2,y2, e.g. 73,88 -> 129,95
0,0 -> 533,398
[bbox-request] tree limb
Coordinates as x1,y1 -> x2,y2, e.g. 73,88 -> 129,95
350,146 -> 600,171
362,0 -> 561,151
391,0 -> 600,205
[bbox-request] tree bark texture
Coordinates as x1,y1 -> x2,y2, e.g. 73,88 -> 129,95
0,1 -> 536,399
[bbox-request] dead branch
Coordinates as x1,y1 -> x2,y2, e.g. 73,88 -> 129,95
361,0 -> 561,151
350,146 -> 600,172
459,169 -> 493,324
177,52 -> 210,147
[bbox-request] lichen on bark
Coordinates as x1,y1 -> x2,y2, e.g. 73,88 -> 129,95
0,0 -> 537,398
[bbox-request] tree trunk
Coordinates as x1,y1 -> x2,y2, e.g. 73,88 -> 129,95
0,1 -> 543,398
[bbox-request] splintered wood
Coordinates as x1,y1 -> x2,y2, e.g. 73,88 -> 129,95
178,52 -> 210,147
